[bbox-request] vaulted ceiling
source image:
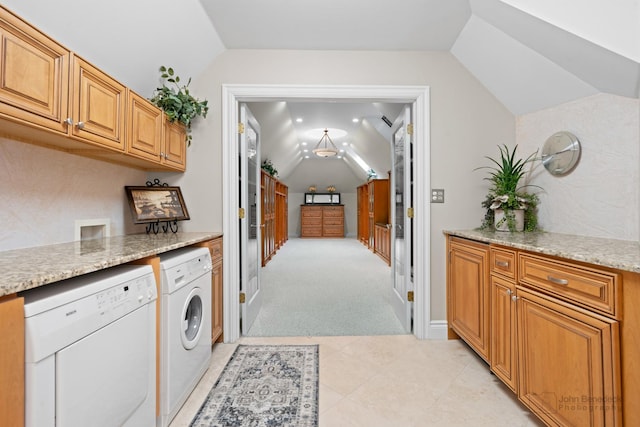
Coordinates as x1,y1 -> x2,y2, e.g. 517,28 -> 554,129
4,0 -> 639,189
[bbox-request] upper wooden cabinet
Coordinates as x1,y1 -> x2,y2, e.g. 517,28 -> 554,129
70,55 -> 126,150
0,5 -> 187,172
0,7 -> 70,134
127,90 -> 163,161
126,92 -> 186,171
162,119 -> 187,170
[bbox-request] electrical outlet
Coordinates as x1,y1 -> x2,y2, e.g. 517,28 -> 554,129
431,189 -> 445,203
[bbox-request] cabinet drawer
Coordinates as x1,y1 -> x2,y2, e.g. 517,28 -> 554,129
323,208 -> 343,217
519,253 -> 620,318
490,246 -> 517,280
301,227 -> 322,237
301,209 -> 322,218
323,227 -> 344,237
302,217 -> 321,226
323,218 -> 343,226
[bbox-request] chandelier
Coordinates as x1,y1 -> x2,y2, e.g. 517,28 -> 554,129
312,129 -> 339,158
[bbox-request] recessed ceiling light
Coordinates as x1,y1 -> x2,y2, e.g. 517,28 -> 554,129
304,155 -> 310,159
342,142 -> 348,146
306,128 -> 347,139
303,149 -> 308,153
296,118 -> 303,123
352,118 -> 359,123
301,142 -> 307,146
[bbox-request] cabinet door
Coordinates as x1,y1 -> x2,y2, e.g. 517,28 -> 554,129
517,286 -> 621,426
127,91 -> 163,162
70,54 -> 126,151
0,295 -> 24,426
448,238 -> 490,361
490,274 -> 517,392
162,119 -> 186,170
211,260 -> 223,343
0,8 -> 69,133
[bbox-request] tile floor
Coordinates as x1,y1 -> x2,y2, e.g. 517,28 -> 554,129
169,335 -> 544,427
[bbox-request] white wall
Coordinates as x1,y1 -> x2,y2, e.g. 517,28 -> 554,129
168,49 -> 515,321
0,138 -> 146,250
515,93 -> 640,240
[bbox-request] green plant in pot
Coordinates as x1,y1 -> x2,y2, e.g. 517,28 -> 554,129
476,144 -> 541,232
261,159 -> 278,177
149,66 -> 209,145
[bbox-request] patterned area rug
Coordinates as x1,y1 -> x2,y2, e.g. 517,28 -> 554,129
190,345 -> 319,427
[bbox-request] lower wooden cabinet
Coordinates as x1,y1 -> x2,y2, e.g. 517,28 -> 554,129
517,286 -> 621,426
198,237 -> 223,344
447,237 -> 490,361
211,255 -> 223,343
448,235 -> 627,426
490,274 -> 517,392
195,236 -> 223,344
0,295 -> 24,427
374,224 -> 391,265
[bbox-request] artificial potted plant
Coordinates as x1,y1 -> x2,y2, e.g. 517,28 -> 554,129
149,66 -> 209,146
477,144 -> 540,232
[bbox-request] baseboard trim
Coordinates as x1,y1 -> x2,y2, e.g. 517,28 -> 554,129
427,320 -> 448,340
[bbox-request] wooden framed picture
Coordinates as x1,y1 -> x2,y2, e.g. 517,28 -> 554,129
125,186 -> 190,224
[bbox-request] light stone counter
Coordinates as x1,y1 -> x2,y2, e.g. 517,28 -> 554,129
444,229 -> 640,273
0,232 -> 221,297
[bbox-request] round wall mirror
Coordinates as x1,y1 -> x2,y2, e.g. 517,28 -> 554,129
541,131 -> 581,176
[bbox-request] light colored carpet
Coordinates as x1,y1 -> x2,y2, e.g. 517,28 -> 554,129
245,238 -> 407,336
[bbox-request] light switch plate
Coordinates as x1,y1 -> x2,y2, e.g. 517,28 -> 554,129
431,189 -> 444,203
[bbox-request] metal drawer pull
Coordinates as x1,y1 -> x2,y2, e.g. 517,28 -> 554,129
547,275 -> 569,285
496,261 -> 509,268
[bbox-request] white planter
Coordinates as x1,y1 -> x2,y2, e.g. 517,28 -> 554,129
494,209 -> 524,232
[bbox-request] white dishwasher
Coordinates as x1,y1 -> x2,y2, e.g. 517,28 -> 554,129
22,264 -> 157,427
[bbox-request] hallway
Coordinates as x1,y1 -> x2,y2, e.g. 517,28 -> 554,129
245,238 -> 406,336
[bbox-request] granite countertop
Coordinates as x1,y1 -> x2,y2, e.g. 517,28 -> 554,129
444,229 -> 640,274
0,232 -> 222,297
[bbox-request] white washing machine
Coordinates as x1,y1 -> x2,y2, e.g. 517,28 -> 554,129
158,247 -> 212,427
22,264 -> 157,427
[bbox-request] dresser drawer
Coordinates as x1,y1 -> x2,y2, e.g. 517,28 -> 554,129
323,207 -> 343,217
301,208 -> 322,218
301,226 -> 322,237
302,217 -> 322,226
323,226 -> 344,237
323,218 -> 343,226
490,246 -> 517,280
519,253 -> 620,318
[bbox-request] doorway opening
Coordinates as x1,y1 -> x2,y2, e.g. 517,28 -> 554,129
222,85 -> 431,343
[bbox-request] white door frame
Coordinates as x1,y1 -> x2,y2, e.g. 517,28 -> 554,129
222,84 -> 431,343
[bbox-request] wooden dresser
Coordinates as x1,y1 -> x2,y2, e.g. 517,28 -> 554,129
300,205 -> 344,238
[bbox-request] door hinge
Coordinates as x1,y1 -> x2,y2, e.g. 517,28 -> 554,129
238,122 -> 245,134
407,291 -> 414,302
407,123 -> 413,136
239,292 -> 246,304
407,207 -> 414,218
239,208 -> 245,219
